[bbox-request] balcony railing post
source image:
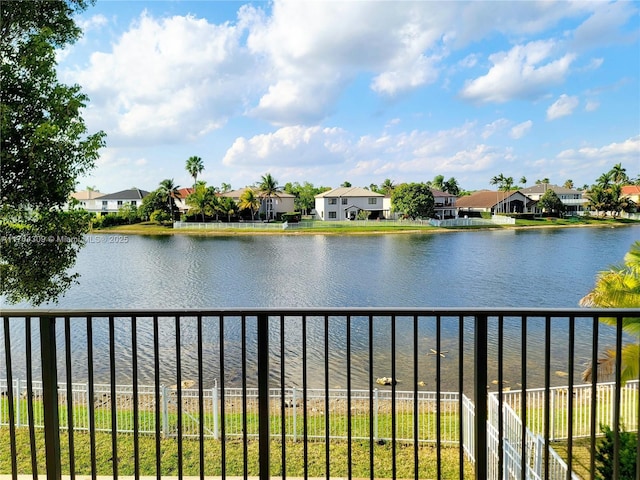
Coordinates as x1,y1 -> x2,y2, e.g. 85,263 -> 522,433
213,381 -> 219,440
257,313 -> 270,480
40,315 -> 62,480
474,314 -> 488,480
15,377 -> 21,427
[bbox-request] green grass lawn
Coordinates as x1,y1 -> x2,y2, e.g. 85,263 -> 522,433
0,427 -> 474,478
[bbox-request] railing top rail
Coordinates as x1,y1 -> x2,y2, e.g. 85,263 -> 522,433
2,307 -> 639,317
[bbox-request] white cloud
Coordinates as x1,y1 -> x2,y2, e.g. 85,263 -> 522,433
460,40 -> 575,103
67,12 -> 256,145
482,118 -> 510,139
557,136 -> 640,161
510,120 -> 533,139
572,1 -> 639,50
547,94 -> 579,120
222,126 -> 350,168
584,100 -> 600,112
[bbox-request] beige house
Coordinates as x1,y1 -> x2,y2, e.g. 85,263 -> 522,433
456,190 -> 534,215
520,184 -> 586,214
431,189 -> 457,219
69,190 -> 105,213
221,188 -> 296,220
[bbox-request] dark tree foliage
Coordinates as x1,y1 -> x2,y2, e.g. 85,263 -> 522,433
1,0 -> 106,304
391,183 -> 435,219
595,425 -> 637,480
537,189 -> 565,216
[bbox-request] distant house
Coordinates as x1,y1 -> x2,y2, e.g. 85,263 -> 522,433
315,187 -> 387,220
431,189 -> 457,219
221,188 -> 296,220
97,188 -> 149,215
456,190 -> 533,216
621,185 -> 640,205
69,190 -> 105,213
520,184 -> 586,215
174,187 -> 194,215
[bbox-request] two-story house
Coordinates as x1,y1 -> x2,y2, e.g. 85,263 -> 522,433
315,187 -> 387,220
69,190 -> 105,213
97,188 -> 149,214
519,184 -> 586,215
431,188 -> 457,219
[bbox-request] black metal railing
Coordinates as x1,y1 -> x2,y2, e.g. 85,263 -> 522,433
1,308 -> 639,479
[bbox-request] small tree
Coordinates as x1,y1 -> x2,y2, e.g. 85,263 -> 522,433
391,183 -> 435,219
538,189 -> 565,216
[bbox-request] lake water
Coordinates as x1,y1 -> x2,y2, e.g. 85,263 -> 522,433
2,225 -> 639,391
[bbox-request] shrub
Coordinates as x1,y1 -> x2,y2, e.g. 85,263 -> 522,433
150,210 -> 170,224
595,425 -> 637,480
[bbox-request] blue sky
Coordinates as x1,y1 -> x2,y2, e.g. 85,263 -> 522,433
59,0 -> 640,194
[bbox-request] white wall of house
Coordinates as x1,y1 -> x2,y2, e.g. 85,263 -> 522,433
315,189 -> 386,220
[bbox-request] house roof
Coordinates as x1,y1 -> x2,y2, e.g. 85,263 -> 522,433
430,188 -> 456,198
175,187 -> 194,198
315,186 -> 384,198
455,190 -> 523,208
71,190 -> 105,200
621,185 -> 640,196
520,183 -> 581,195
99,188 -> 150,200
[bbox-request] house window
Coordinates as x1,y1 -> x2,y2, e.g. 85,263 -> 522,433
102,200 -> 108,210
328,211 -> 337,219
131,201 -> 137,206
117,200 -> 123,206
368,198 -> 377,205
329,198 -> 337,205
342,198 -> 348,205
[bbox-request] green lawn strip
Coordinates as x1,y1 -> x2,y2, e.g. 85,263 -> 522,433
1,428 -> 473,478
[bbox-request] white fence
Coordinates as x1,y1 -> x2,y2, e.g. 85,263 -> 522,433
429,216 -> 516,227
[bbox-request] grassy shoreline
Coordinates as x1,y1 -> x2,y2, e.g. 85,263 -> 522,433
92,217 -> 639,237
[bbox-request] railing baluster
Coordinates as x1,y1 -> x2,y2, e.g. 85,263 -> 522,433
543,315 -> 551,480
474,313 -> 488,480
175,315 -> 183,479
131,316 -> 140,480
458,315 -> 464,479
196,315 -> 204,480
64,316 -> 76,480
520,315 -> 527,480
241,314 -> 248,479
86,316 -> 97,480
413,314 -> 418,480
152,315 -> 161,479
324,315 -> 330,480
368,314 -> 374,480
25,317 -> 38,478
3,316 -> 18,480
40,315 -> 62,480
219,315 -> 227,480
566,315 -> 575,480
302,315 -> 309,480
257,313 -> 270,480
391,314 -> 397,480
436,314 -> 442,479
498,314 -> 504,479
279,314 -> 286,478
109,315 -> 118,479
613,314 -> 623,480
346,314 -> 352,480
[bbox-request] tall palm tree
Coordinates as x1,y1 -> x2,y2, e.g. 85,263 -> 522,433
581,241 -> 640,383
610,163 -> 628,185
185,156 -> 204,190
502,176 -> 514,214
258,173 -> 281,221
519,176 -> 527,188
159,178 -> 180,220
238,188 -> 261,221
442,177 -> 460,196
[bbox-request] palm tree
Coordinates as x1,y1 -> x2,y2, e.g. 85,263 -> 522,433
185,156 -> 204,190
610,163 -> 628,185
432,175 -> 445,191
258,173 -> 281,221
519,176 -> 527,188
502,176 -> 514,214
186,184 -> 214,222
442,177 -> 460,196
490,174 -> 505,213
563,179 -> 574,189
581,241 -> 640,383
158,178 -> 180,220
380,178 -> 395,195
238,188 -> 261,221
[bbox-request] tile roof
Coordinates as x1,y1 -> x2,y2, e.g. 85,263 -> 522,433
455,190 -> 520,208
71,190 -> 105,200
621,185 -> 640,195
520,183 -> 581,195
98,188 -> 150,200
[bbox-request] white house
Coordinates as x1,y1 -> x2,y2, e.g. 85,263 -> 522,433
520,184 -> 586,214
315,187 -> 387,220
431,189 -> 457,219
96,188 -> 149,214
